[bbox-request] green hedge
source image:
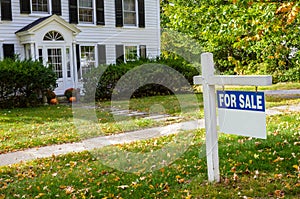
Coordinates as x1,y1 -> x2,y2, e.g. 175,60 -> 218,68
83,57 -> 199,101
0,59 -> 57,108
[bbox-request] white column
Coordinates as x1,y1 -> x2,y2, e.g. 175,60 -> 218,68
201,53 -> 220,182
30,43 -> 35,60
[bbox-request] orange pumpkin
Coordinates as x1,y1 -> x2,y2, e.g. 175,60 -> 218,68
69,97 -> 76,103
50,98 -> 58,105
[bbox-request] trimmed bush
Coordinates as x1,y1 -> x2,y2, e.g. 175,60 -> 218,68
0,58 -> 57,108
83,56 -> 199,101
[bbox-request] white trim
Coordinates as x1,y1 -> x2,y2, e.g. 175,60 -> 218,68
123,0 -> 138,27
30,0 -> 51,15
77,0 -> 96,25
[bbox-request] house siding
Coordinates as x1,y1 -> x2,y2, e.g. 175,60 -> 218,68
0,0 -> 160,61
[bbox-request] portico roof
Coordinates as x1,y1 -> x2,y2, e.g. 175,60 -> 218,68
15,14 -> 80,36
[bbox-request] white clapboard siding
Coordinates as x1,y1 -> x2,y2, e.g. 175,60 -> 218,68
0,0 -> 160,61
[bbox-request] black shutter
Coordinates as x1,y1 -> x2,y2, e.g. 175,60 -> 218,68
116,45 -> 124,64
98,45 -> 106,65
20,0 -> 30,14
3,44 -> 14,59
96,0 -> 105,25
139,45 -> 146,58
115,0 -> 123,27
138,0 -> 145,28
76,44 -> 81,77
52,0 -> 62,15
1,0 -> 12,21
69,0 -> 78,24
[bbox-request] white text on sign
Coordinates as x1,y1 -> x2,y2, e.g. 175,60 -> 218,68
217,90 -> 265,112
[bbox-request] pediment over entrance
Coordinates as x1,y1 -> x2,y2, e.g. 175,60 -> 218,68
15,14 -> 80,44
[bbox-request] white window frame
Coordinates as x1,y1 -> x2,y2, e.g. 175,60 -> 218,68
123,0 -> 138,27
79,45 -> 96,79
31,0 -> 50,14
78,0 -> 96,25
125,45 -> 138,61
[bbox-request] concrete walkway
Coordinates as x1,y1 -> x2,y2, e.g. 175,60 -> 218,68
0,96 -> 299,166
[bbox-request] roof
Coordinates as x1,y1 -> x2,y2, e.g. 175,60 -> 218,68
15,15 -> 52,34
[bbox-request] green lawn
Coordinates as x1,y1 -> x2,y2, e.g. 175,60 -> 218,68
0,94 -> 203,154
0,82 -> 299,154
0,112 -> 299,198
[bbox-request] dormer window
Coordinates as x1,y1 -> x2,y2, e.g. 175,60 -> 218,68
43,31 -> 64,41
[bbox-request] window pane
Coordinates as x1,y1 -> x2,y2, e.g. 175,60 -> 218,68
48,48 -> 63,78
125,46 -> 137,61
80,46 -> 95,77
79,0 -> 93,23
123,0 -> 136,26
32,0 -> 48,12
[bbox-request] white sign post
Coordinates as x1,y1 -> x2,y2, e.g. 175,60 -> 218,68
193,53 -> 272,182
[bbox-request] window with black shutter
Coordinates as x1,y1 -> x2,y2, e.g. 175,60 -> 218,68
116,45 -> 124,64
3,44 -> 14,59
96,0 -> 105,25
1,0 -> 12,21
115,0 -> 123,27
69,0 -> 78,24
98,45 -> 106,65
52,0 -> 62,15
20,0 -> 30,14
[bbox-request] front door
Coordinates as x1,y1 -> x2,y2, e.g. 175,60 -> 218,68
47,47 -> 74,95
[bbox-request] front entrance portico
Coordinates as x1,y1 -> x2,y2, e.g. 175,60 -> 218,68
15,15 -> 81,95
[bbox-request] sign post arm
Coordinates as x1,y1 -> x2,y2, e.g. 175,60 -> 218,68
201,53 -> 220,182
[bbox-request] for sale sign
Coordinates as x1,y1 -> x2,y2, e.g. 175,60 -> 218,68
217,90 -> 267,139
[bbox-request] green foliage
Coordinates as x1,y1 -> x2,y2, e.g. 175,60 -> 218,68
161,1 -> 300,82
0,112 -> 299,198
0,59 -> 57,108
83,57 -> 199,100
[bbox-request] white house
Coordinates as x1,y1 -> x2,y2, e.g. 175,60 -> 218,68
0,0 -> 161,95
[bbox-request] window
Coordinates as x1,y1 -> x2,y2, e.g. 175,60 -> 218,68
48,48 -> 63,78
32,0 -> 48,13
115,0 -> 145,28
125,46 -> 137,61
80,46 -> 95,78
66,48 -> 71,78
78,0 -> 93,23
123,0 -> 136,26
20,0 -> 61,15
43,31 -> 64,41
116,45 -> 146,63
69,0 -> 104,25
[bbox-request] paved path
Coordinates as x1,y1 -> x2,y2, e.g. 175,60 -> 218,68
0,94 -> 299,166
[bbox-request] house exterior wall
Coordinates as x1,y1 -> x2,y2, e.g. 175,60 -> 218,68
0,0 -> 161,94
0,0 -> 161,62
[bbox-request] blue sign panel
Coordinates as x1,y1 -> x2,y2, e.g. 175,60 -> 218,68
217,90 -> 265,112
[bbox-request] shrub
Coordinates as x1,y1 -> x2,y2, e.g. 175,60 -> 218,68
0,58 -> 57,108
83,56 -> 199,101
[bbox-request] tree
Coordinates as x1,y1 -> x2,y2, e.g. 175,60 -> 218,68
161,1 -> 300,82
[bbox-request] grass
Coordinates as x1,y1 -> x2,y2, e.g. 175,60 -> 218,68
0,112 -> 299,198
0,94 -> 203,154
